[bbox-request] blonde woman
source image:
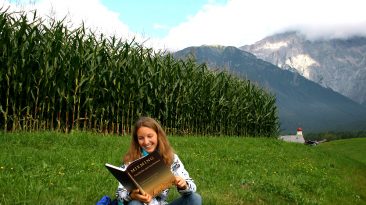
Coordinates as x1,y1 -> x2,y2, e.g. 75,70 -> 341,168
116,117 -> 202,205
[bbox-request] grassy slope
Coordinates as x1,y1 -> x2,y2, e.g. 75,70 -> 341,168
0,132 -> 365,205
316,138 -> 366,203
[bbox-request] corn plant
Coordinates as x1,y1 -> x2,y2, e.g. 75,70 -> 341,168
0,8 -> 279,137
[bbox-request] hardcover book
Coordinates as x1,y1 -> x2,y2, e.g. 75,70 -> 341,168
105,150 -> 175,197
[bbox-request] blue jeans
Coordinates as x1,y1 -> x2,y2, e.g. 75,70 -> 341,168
126,192 -> 202,205
169,192 -> 202,205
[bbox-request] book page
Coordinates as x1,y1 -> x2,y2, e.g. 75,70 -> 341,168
105,163 -> 136,191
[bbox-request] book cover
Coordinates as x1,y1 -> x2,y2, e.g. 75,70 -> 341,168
105,151 -> 175,197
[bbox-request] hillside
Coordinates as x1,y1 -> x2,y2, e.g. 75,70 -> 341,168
173,46 -> 366,133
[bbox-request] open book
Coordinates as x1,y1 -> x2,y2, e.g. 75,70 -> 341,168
105,150 -> 175,197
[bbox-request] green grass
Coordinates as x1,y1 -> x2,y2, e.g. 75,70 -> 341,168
0,132 -> 365,205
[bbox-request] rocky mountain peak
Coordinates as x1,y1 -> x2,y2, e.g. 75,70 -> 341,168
241,32 -> 366,105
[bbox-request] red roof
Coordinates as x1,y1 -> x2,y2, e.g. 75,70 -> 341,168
297,127 -> 303,131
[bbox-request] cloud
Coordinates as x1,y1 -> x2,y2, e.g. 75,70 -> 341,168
2,0 -> 366,52
2,0 -> 169,50
153,23 -> 169,30
162,0 -> 366,51
2,0 -> 137,40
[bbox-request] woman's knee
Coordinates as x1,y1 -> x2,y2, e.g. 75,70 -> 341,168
126,200 -> 144,205
191,192 -> 202,204
184,192 -> 202,205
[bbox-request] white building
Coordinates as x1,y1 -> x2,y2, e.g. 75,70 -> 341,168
279,128 -> 305,143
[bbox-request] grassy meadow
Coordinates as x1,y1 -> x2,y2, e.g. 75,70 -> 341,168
0,132 -> 365,205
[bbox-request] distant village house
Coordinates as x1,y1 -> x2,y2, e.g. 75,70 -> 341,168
279,128 -> 305,143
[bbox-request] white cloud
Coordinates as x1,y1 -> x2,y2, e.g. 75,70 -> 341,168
1,0 -> 139,41
162,0 -> 366,51
153,23 -> 168,30
1,0 -> 168,50
2,0 -> 366,52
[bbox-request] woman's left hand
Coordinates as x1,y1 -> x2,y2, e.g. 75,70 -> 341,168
174,176 -> 188,190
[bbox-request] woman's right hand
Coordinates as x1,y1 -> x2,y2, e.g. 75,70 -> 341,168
130,189 -> 152,203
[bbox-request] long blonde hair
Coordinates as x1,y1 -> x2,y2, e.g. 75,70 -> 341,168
123,116 -> 174,165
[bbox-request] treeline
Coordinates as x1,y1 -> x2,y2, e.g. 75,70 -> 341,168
0,8 -> 279,136
305,131 -> 366,141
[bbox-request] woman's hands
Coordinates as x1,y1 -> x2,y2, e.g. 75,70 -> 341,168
130,189 -> 152,203
175,176 -> 188,190
129,176 -> 187,203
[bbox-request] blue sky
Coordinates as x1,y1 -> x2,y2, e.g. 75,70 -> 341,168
2,0 -> 366,51
100,0 -> 228,38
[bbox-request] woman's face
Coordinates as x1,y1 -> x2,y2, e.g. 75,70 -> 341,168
137,126 -> 158,153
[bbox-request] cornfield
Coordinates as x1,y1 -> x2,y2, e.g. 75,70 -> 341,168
0,8 -> 279,137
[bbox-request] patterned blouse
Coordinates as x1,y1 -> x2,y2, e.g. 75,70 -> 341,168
116,154 -> 197,205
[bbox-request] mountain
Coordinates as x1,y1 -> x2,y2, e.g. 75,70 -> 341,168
240,31 -> 366,106
173,46 -> 366,133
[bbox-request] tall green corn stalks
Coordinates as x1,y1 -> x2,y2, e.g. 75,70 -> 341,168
0,8 -> 279,137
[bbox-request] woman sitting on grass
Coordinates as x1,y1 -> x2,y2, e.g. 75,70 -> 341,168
116,116 -> 202,205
